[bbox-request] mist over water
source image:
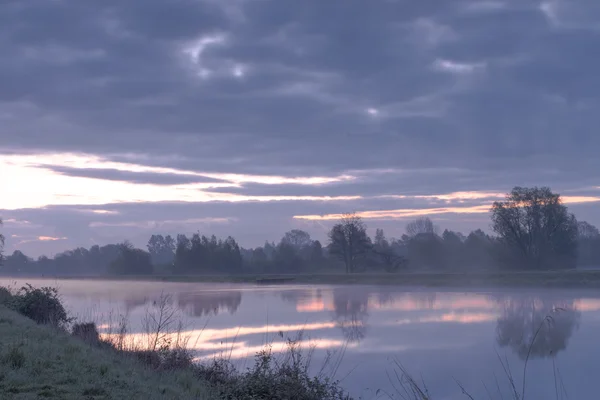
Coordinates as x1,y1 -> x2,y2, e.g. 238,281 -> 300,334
3,278 -> 598,399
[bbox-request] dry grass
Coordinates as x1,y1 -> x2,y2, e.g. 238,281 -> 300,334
0,306 -> 214,399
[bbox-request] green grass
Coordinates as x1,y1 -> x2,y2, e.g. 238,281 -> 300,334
52,269 -> 600,288
0,307 -> 214,400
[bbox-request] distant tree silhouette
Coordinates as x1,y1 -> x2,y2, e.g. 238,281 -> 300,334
463,229 -> 495,269
3,187 -> 598,276
371,229 -> 406,272
273,241 -> 304,272
441,229 -> 465,267
577,221 -> 600,267
109,242 -> 153,275
491,187 -> 578,269
406,217 -> 437,237
308,240 -> 325,266
281,230 -> 312,250
328,213 -> 372,273
247,247 -> 270,271
4,250 -> 32,273
403,218 -> 446,269
147,234 -> 176,266
173,234 -> 242,274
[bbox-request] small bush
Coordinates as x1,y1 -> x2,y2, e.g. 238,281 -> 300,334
198,344 -> 351,400
126,347 -> 194,372
12,284 -> 70,327
0,286 -> 13,305
72,323 -> 101,345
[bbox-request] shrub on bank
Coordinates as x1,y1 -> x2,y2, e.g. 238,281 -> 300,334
0,284 -> 71,328
0,286 -> 12,305
12,284 -> 71,327
197,344 -> 350,400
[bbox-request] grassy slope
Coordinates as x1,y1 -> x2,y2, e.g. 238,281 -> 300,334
0,307 -> 213,400
53,269 -> 600,288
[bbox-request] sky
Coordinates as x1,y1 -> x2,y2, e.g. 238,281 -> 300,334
1,0 -> 600,257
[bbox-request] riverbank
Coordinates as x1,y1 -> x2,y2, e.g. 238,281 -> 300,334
0,287 -> 352,400
35,269 -> 600,288
0,306 -> 213,399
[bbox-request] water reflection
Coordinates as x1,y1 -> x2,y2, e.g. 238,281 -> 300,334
178,291 -> 242,317
374,290 -> 437,310
495,296 -> 581,359
332,288 -> 369,342
124,295 -> 150,312
5,278 -> 600,399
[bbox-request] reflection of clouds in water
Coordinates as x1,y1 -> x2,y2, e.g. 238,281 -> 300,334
103,321 -> 348,360
386,312 -> 497,326
193,338 -> 351,361
575,298 -> 600,312
294,290 -> 497,314
495,296 -> 581,360
370,293 -> 495,312
283,287 -> 503,343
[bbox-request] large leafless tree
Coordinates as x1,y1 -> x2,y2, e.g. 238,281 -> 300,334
491,187 -> 578,269
405,217 -> 436,237
328,213 -> 371,273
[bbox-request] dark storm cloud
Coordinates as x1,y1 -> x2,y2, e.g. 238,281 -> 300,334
45,166 -> 226,185
1,0 -> 600,254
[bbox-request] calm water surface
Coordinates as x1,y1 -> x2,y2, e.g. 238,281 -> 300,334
3,278 -> 599,399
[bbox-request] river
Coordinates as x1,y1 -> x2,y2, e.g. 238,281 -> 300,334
2,278 -> 598,399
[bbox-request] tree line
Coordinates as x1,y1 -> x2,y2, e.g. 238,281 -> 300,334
1,187 -> 600,275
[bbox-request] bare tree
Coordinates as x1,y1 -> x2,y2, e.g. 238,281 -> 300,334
281,229 -> 312,249
405,217 -> 436,237
578,221 -> 600,239
577,221 -> 600,267
143,293 -> 179,352
491,187 -> 578,269
328,213 -> 371,273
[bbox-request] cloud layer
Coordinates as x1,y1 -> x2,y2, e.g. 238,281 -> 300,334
1,0 -> 599,255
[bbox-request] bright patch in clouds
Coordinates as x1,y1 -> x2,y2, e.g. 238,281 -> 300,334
231,64 -> 246,78
294,193 -> 600,221
294,205 -> 492,221
182,33 -> 228,79
0,153 -> 358,210
38,236 -> 67,241
432,59 -> 486,74
89,217 -> 234,228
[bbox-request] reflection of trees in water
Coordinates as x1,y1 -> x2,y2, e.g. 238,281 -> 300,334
495,296 -> 581,360
332,288 -> 369,342
280,289 -> 312,304
375,290 -> 437,310
177,291 -> 242,317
